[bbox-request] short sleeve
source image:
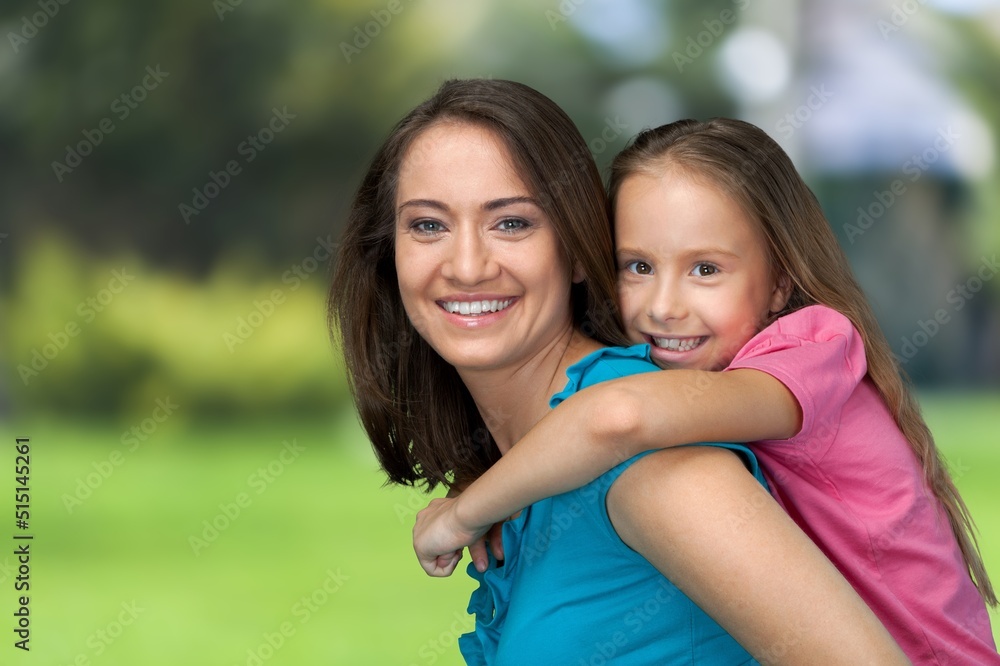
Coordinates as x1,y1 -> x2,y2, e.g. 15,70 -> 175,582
725,305 -> 867,440
549,344 -> 657,408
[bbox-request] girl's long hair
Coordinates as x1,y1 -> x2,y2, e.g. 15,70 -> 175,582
609,117 -> 995,605
330,79 -> 625,491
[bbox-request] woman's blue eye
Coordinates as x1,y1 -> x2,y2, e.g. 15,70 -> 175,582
497,217 -> 529,233
693,263 -> 718,277
412,220 -> 443,234
625,260 -> 653,275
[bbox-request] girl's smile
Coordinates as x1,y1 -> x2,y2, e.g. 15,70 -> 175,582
615,167 -> 790,371
646,335 -> 707,353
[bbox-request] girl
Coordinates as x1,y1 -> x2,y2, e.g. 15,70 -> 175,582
413,118 -> 998,664
333,82 -> 904,664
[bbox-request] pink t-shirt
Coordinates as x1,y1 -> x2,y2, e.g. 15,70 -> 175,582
727,305 -> 997,664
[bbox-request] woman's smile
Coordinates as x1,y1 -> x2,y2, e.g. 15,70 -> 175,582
436,295 -> 519,330
393,121 -> 576,372
439,297 -> 515,316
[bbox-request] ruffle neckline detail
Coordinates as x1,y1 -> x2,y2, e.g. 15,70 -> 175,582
549,343 -> 651,408
457,505 -> 529,663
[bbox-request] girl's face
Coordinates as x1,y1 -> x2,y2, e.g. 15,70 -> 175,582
393,121 -> 577,374
615,168 -> 789,371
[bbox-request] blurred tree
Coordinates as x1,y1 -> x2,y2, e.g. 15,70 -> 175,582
1,0 -> 997,417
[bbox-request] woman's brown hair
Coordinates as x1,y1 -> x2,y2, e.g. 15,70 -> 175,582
330,79 -> 626,491
608,117 -> 995,605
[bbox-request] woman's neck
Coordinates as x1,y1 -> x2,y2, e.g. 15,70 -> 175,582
457,327 -> 603,454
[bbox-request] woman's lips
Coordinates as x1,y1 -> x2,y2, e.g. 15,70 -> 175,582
439,298 -> 513,316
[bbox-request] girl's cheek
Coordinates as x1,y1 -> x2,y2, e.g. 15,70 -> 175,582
617,283 -> 636,317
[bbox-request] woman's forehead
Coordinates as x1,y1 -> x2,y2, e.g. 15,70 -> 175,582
396,123 -> 532,203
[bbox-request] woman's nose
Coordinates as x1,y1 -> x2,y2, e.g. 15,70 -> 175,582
441,226 -> 500,285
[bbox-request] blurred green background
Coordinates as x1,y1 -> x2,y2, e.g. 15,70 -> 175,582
1,0 -> 998,663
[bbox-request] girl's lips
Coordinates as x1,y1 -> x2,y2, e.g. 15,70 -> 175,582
644,335 -> 708,368
647,335 -> 708,352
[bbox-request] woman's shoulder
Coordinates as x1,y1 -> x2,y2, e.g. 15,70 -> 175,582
549,344 -> 658,408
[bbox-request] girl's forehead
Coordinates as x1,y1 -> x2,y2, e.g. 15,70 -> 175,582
615,169 -> 772,252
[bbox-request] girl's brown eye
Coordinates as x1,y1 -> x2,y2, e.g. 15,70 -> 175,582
624,260 -> 652,275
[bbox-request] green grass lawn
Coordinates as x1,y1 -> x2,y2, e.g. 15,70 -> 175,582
1,391 -> 998,664
2,410 -> 473,665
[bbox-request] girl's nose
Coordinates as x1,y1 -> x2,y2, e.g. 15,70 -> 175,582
647,277 -> 686,323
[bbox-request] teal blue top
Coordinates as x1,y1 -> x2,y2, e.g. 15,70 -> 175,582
458,344 -> 764,665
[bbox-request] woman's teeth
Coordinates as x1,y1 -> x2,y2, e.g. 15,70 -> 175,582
652,336 -> 705,352
443,299 -> 512,316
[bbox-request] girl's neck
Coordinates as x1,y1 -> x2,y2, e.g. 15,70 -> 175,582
458,327 -> 602,454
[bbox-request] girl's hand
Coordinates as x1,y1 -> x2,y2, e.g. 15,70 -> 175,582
465,521 -> 506,570
413,497 -> 491,577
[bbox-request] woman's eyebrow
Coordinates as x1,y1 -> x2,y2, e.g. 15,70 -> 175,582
483,196 -> 539,211
397,196 -> 538,214
397,198 -> 448,214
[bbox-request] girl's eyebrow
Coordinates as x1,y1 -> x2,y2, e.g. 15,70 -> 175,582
615,246 -> 645,258
615,245 -> 741,259
679,246 -> 740,259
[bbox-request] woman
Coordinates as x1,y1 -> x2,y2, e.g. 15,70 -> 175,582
329,79 -> 906,664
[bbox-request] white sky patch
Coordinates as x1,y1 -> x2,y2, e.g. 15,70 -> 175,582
926,0 -> 1000,14
716,28 -> 791,104
948,108 -> 995,179
603,78 -> 683,134
569,0 -> 668,66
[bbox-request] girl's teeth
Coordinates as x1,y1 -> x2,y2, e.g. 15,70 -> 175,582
653,336 -> 704,352
444,299 -> 512,315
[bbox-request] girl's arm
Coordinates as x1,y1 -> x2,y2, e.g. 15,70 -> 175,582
414,368 -> 799,573
608,445 -> 908,665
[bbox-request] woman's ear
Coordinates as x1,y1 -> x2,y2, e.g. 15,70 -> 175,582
769,272 -> 793,313
572,262 -> 586,284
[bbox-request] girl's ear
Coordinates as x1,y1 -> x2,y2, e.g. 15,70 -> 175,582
769,272 -> 793,313
572,261 -> 586,284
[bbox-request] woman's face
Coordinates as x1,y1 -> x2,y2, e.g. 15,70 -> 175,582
394,121 -> 577,374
